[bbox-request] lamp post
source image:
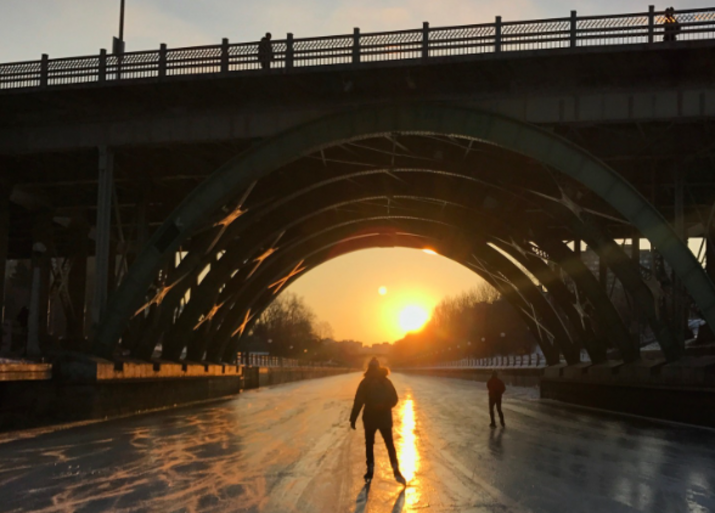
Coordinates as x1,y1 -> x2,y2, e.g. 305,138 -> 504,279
113,0 -> 126,55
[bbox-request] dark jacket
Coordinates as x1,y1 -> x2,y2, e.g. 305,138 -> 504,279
487,376 -> 506,398
350,368 -> 398,426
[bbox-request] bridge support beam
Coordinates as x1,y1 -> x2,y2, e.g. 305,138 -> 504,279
708,226 -> 715,284
67,213 -> 90,350
673,165 -> 688,346
631,231 -> 642,356
0,181 -> 10,327
28,211 -> 53,356
92,147 -> 114,332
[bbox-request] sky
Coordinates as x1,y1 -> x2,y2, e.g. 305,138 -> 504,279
2,1 -> 709,345
0,1 -> 709,63
284,248 -> 487,345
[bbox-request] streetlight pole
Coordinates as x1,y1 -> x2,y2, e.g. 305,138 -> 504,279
119,0 -> 126,43
113,0 -> 126,55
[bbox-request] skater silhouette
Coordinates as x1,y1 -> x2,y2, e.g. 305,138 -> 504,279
350,357 -> 406,485
487,370 -> 506,427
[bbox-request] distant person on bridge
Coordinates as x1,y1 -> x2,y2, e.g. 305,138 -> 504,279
663,7 -> 681,42
350,357 -> 407,485
258,32 -> 274,69
487,370 -> 506,428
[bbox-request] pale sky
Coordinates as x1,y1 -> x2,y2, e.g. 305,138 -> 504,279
0,1 -> 707,63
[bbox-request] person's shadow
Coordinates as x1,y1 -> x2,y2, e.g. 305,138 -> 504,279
391,488 -> 406,513
489,426 -> 505,458
353,482 -> 407,513
353,482 -> 371,513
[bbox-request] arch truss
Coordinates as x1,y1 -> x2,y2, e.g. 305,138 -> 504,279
94,104 -> 715,365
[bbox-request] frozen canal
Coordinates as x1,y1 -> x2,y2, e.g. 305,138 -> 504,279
0,372 -> 714,512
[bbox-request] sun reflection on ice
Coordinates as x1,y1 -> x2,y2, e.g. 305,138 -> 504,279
396,396 -> 422,509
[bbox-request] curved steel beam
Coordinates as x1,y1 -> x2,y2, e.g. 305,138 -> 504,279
206,221 -> 564,364
94,104 -> 715,358
215,234 -> 557,364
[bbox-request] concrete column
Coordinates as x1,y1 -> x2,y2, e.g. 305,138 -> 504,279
92,147 -> 114,328
631,231 -> 642,358
28,211 -> 53,357
708,225 -> 715,284
67,213 -> 89,349
673,165 -> 688,345
0,181 -> 10,325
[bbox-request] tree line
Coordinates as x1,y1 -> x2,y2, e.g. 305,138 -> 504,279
390,282 -> 537,366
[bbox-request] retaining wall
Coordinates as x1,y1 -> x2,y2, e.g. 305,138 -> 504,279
399,367 -> 542,387
541,379 -> 715,427
250,366 -> 353,388
400,364 -> 715,428
0,358 -> 352,432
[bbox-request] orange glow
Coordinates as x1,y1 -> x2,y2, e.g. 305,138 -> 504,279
284,248 -> 487,343
397,396 -> 422,506
422,248 -> 438,255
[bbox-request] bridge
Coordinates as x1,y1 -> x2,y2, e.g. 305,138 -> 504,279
2,7 -> 715,512
1,7 -> 715,395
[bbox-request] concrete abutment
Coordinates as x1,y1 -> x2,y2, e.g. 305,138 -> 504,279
399,360 -> 715,428
0,358 -> 352,432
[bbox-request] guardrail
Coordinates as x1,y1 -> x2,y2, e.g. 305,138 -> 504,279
1,6 -> 714,90
237,352 -> 335,368
406,354 -> 547,369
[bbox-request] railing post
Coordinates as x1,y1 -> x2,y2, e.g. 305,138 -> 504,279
158,43 -> 167,79
99,49 -> 107,83
221,38 -> 230,73
495,16 -> 502,53
422,22 -> 429,61
286,33 -> 294,69
40,54 -> 49,88
648,5 -> 655,44
570,11 -> 577,48
353,27 -> 361,64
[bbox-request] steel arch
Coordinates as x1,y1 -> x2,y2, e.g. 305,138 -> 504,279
94,104 -> 715,358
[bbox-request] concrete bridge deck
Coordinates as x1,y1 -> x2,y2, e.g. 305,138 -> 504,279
1,372 -> 713,512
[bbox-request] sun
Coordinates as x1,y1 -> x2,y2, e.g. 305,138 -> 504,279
399,305 -> 429,333
379,286 -> 387,295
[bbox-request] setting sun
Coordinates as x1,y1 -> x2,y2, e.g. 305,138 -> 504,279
399,305 -> 429,333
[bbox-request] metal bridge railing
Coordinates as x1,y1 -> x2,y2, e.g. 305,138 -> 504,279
237,352 -> 334,368
2,6 -> 715,90
406,354 -> 547,370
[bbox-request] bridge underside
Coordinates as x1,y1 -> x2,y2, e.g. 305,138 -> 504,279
2,103 -> 715,365
85,105 -> 715,364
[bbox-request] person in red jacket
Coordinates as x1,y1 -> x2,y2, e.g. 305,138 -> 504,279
487,370 -> 506,427
350,357 -> 406,485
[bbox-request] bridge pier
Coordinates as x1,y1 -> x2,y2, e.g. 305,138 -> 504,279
66,213 -> 90,351
0,181 -> 9,332
27,211 -> 53,356
92,147 -> 114,332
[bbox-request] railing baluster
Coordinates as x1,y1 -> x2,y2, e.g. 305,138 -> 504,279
286,33 -> 294,69
159,44 -> 167,79
422,22 -> 430,61
570,11 -> 577,47
40,54 -> 48,87
353,27 -> 361,64
221,38 -> 230,73
648,5 -> 655,44
495,16 -> 502,53
99,49 -> 107,83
